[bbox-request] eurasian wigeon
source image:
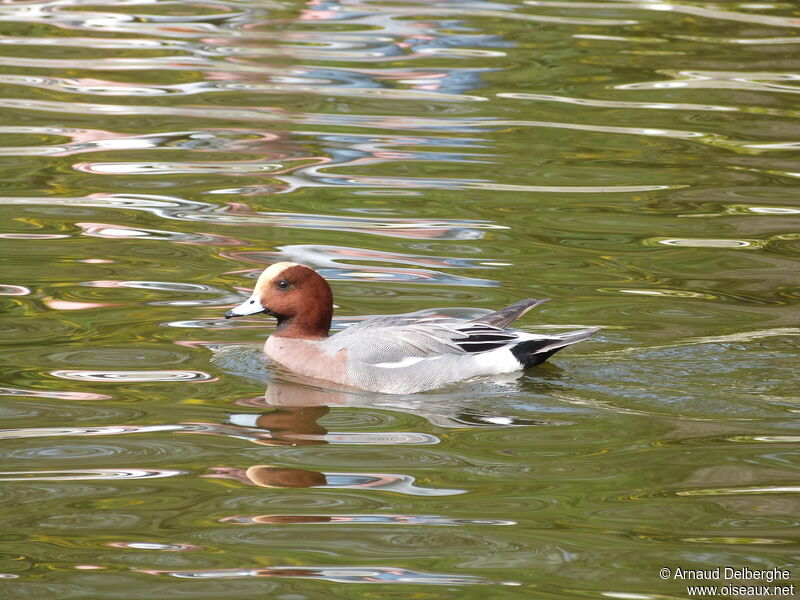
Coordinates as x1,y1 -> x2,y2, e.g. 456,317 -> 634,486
225,262 -> 598,394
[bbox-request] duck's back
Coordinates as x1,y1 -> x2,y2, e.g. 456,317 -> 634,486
319,314 -> 531,394
270,303 -> 597,395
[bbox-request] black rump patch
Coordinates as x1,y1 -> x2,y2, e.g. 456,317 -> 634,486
510,338 -> 563,368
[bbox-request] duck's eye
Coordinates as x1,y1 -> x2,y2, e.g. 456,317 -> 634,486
277,279 -> 290,290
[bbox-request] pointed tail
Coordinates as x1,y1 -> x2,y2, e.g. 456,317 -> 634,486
511,327 -> 600,368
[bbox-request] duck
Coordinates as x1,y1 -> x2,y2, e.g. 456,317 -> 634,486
224,262 -> 599,394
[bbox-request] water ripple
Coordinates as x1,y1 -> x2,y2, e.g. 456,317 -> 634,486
0,97 -> 723,145
108,542 -> 202,551
220,514 -> 515,526
0,422 -> 440,447
315,432 -> 439,445
0,285 -> 31,295
227,244 -> 499,287
617,70 -> 800,94
50,369 -> 215,382
0,468 -> 184,481
498,92 -> 740,113
1,0 -> 798,594
677,485 -> 800,496
0,425 -> 183,440
645,237 -> 761,249
0,73 -> 489,102
525,0 -> 800,28
0,387 -> 112,400
75,161 -> 290,175
136,565 -> 506,585
75,222 -> 243,245
77,279 -> 242,306
0,0 -> 259,37
0,194 -> 504,239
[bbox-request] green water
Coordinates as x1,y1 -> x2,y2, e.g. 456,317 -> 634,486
1,0 -> 799,597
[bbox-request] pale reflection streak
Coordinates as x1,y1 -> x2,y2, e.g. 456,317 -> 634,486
0,468 -> 183,481
677,486 -> 800,496
0,422 -> 438,446
50,370 -> 216,382
75,161 -> 290,175
317,3 -> 635,26
80,279 -> 244,307
0,233 -> 69,239
644,237 -> 761,249
136,565 -> 501,585
0,0 -> 259,37
496,94 -> 800,150
591,327 -> 800,358
221,514 -> 515,526
273,170 -> 674,193
498,92 -> 739,113
108,542 -> 201,551
0,386 -> 111,400
298,431 -> 438,445
0,284 -> 31,295
0,97 -> 728,141
228,244 -> 499,286
0,194 -> 504,240
0,127 -> 298,157
0,425 -> 185,440
674,34 -> 800,46
616,71 -> 800,95
0,73 -> 487,103
525,0 -> 800,29
42,298 -> 121,311
75,222 -> 246,246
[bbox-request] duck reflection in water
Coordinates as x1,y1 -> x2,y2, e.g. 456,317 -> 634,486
202,342 -> 572,498
201,376 -> 463,496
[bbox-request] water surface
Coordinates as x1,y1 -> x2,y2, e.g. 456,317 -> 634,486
1,0 -> 799,597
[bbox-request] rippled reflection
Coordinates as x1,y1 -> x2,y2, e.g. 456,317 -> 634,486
0,387 -> 111,401
0,285 -> 31,295
138,565 -> 504,585
50,370 -> 216,382
224,244 -> 499,287
1,0 -> 799,594
221,514 -> 516,526
0,469 -> 183,481
0,194 -> 505,238
107,542 -> 202,551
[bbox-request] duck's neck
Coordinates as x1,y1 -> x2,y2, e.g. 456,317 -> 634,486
271,305 -> 331,341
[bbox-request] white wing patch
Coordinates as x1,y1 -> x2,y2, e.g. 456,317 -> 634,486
373,356 -> 429,369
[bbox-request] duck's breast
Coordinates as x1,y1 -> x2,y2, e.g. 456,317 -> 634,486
264,336 -> 347,385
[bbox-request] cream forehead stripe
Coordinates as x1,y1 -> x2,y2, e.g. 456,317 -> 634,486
253,262 -> 301,291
